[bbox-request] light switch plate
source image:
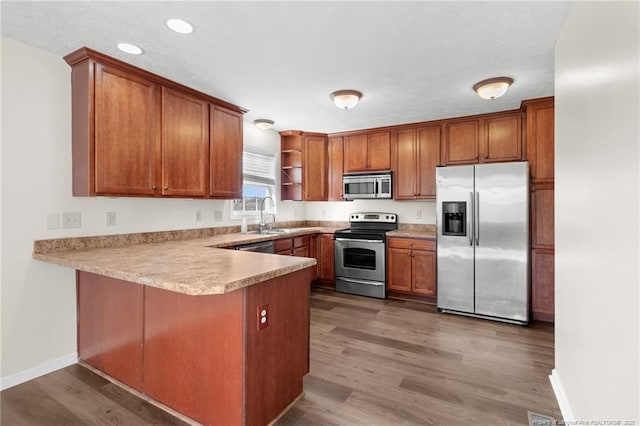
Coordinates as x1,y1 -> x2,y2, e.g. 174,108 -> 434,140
61,211 -> 81,229
106,212 -> 116,226
214,210 -> 223,222
46,212 -> 60,230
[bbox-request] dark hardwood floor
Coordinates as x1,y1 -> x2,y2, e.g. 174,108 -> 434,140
1,288 -> 560,425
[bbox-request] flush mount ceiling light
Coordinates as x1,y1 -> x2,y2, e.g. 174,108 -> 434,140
253,119 -> 275,130
167,18 -> 194,34
473,77 -> 514,100
330,90 -> 363,109
117,42 -> 143,55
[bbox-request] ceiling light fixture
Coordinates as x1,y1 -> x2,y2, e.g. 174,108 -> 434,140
330,90 -> 362,109
253,119 -> 275,130
167,18 -> 194,34
473,77 -> 514,100
117,42 -> 143,55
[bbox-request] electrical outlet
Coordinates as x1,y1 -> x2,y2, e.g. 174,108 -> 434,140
257,304 -> 269,330
416,210 -> 423,219
61,212 -> 81,229
46,212 -> 60,230
106,212 -> 116,226
214,210 -> 223,222
195,210 -> 202,222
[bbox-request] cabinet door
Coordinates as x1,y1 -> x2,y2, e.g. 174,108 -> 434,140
531,184 -> 554,249
309,235 -> 319,281
483,114 -> 523,163
444,120 -> 479,165
327,137 -> 344,201
416,125 -> 441,198
368,132 -> 391,171
94,63 -> 161,195
293,246 -> 310,257
210,106 -> 243,199
526,99 -> 554,183
393,129 -> 417,200
343,134 -> 368,172
303,135 -> 328,201
387,247 -> 412,293
412,250 -> 436,296
162,88 -> 209,197
532,249 -> 554,321
318,234 -> 335,283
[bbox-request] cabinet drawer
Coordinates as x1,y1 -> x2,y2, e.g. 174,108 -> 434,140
387,237 -> 435,251
293,235 -> 309,248
274,238 -> 293,252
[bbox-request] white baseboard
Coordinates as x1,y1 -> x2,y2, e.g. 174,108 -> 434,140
0,352 -> 77,391
549,368 -> 575,422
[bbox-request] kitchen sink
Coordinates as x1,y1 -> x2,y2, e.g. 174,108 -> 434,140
246,228 -> 296,235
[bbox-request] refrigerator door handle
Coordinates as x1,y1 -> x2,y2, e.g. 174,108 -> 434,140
469,191 -> 474,246
475,191 -> 480,245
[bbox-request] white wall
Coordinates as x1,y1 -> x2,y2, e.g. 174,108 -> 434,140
0,37 -> 291,385
555,2 -> 639,421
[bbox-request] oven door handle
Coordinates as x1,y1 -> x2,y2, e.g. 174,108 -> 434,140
338,277 -> 385,286
335,238 -> 384,244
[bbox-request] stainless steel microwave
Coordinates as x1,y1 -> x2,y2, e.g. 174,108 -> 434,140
343,172 -> 392,200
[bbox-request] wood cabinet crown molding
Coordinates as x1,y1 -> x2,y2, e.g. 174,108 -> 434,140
64,47 -> 247,114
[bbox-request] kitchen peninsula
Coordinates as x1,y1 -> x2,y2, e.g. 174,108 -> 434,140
33,228 -> 320,426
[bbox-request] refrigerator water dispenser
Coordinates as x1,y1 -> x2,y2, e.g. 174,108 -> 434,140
442,201 -> 466,236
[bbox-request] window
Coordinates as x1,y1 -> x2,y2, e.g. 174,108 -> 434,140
232,147 -> 277,218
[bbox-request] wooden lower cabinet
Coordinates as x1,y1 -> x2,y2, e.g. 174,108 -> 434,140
315,233 -> 335,287
386,237 -> 436,300
77,269 -> 311,426
532,249 -> 555,322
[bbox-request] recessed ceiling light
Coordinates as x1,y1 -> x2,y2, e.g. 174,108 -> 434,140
117,43 -> 143,55
167,18 -> 194,34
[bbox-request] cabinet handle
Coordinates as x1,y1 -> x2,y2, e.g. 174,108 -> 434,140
164,186 -> 169,190
152,185 -> 157,190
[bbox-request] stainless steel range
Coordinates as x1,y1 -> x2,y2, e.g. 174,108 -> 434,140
334,212 -> 398,299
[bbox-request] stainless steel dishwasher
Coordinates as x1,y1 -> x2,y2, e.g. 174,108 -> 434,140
234,240 -> 275,254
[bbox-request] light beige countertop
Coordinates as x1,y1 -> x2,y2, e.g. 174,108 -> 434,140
33,227 -> 342,296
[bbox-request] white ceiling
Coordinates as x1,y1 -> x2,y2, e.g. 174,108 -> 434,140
1,1 -> 573,133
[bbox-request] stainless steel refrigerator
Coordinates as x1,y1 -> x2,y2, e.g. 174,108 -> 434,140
436,161 -> 529,324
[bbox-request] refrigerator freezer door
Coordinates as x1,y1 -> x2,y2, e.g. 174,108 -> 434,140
473,162 -> 529,322
436,165 -> 475,313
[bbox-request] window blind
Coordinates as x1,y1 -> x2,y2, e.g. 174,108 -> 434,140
243,149 -> 276,185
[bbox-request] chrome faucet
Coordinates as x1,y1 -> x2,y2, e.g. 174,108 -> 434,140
259,196 -> 276,231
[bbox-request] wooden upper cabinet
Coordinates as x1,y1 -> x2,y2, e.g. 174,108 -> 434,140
210,106 -> 243,199
368,132 -> 391,170
64,47 -> 246,199
94,63 -> 161,196
343,134 -> 368,172
525,98 -> 554,183
443,120 -> 479,165
343,132 -> 390,172
162,88 -> 209,197
483,113 -> 523,163
443,112 -> 523,165
327,137 -> 344,201
393,125 -> 441,200
303,134 -> 328,201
